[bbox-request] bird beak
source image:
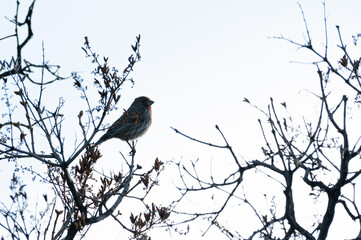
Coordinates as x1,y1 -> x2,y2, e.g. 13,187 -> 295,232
147,99 -> 154,106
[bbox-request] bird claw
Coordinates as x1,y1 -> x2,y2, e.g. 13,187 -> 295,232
127,140 -> 136,155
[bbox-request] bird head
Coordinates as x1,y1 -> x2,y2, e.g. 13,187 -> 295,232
134,96 -> 154,110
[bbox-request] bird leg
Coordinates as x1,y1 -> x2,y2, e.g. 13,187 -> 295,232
127,140 -> 136,155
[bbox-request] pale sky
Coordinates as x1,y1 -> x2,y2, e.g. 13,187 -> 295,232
1,0 -> 361,239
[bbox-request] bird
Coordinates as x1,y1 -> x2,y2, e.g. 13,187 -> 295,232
89,96 -> 154,151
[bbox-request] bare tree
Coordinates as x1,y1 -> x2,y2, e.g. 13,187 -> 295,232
0,1 -> 169,239
171,4 -> 361,240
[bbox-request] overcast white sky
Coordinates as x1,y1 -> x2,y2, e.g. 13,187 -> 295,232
1,0 -> 361,239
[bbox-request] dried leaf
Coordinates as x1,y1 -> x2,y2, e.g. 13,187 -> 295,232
19,101 -> 27,107
20,132 -> 26,142
154,158 -> 163,171
14,89 -> 23,96
74,79 -> 82,88
339,55 -> 348,67
130,213 -> 137,224
81,47 -> 87,54
84,36 -> 89,46
156,206 -> 170,220
354,60 -> 360,71
243,97 -> 250,104
55,209 -> 63,215
144,213 -> 150,221
141,176 -> 149,187
283,118 -> 288,131
81,212 -> 86,225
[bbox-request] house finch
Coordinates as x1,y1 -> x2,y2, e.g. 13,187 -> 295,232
92,96 -> 154,148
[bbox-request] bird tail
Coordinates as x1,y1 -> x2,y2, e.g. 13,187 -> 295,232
85,137 -> 105,155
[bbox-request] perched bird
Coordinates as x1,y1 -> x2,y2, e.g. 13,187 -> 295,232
91,96 -> 154,149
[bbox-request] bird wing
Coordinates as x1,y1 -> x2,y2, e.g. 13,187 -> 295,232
106,110 -> 142,134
